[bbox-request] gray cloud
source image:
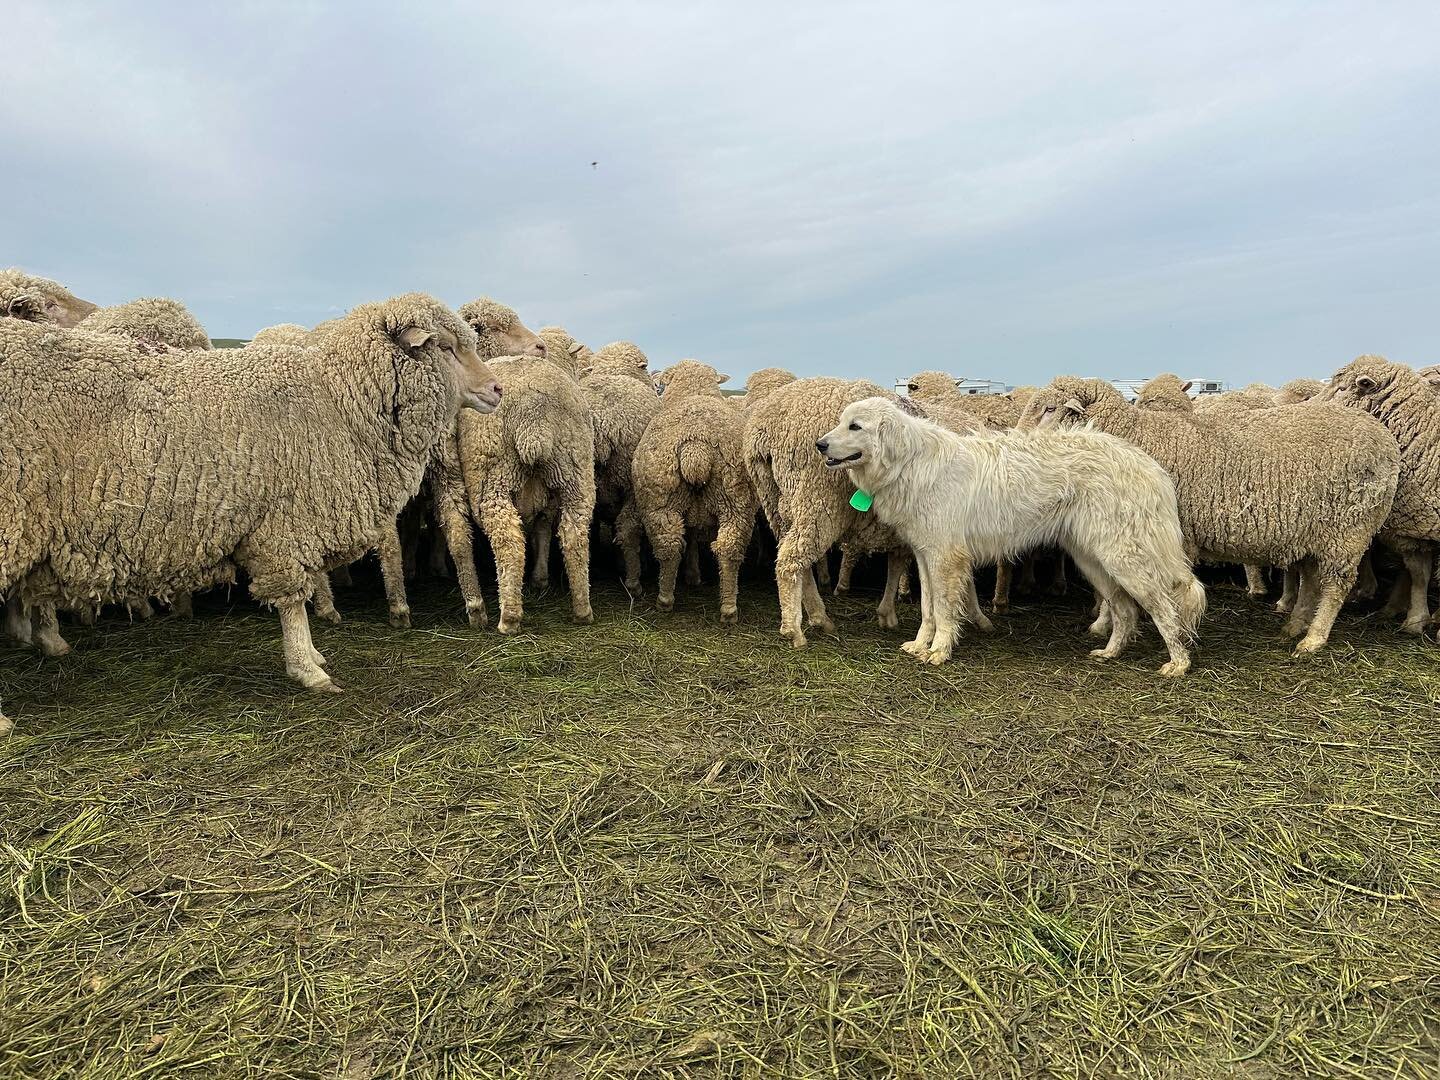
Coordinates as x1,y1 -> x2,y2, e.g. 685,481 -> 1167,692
4,1 -> 1437,386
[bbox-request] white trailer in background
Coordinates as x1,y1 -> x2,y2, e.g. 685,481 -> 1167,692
1111,377 -> 1228,402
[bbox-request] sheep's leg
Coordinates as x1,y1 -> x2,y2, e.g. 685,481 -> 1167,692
614,498 -> 645,596
169,592 -> 193,618
77,604 -> 97,627
992,560 -> 1013,614
530,515 -> 554,591
277,600 -> 337,691
476,498 -> 528,633
712,511 -> 754,626
876,550 -> 906,630
775,521 -> 837,648
1015,556 -> 1037,596
1381,569 -> 1409,618
1276,565 -> 1299,614
331,564 -> 353,588
835,548 -> 856,595
4,594 -> 32,646
683,531 -> 703,587
310,572 -> 341,624
814,551 -> 832,589
1282,563 -> 1320,637
1350,551 -> 1377,601
402,517 -> 421,580
32,603 -> 71,658
435,480 -> 487,628
377,521 -> 412,628
644,506 -> 685,613
128,598 -> 154,622
1048,554 -> 1068,596
427,527 -> 451,578
1242,564 -> 1266,599
1397,548 -> 1433,633
557,498 -> 594,625
898,564 -> 912,598
800,567 -> 835,633
901,551 -> 937,658
1294,561 -> 1357,655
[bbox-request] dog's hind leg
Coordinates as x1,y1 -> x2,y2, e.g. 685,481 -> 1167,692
1069,550 -> 1138,660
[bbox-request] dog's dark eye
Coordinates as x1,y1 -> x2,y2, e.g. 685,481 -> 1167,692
848,422 -> 860,431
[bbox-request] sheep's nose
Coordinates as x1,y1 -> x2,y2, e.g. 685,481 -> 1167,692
815,439 -> 829,454
492,383 -> 503,399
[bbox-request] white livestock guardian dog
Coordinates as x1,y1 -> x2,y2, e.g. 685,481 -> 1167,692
817,398 -> 1205,675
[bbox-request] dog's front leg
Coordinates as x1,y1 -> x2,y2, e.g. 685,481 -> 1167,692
925,547 -> 973,665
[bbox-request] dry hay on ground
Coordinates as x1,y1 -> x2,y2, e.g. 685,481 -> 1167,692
2,577 -> 1439,1078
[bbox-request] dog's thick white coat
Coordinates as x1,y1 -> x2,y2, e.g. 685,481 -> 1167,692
819,398 -> 1205,674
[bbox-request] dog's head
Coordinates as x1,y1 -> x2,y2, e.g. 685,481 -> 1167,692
816,396 -> 898,472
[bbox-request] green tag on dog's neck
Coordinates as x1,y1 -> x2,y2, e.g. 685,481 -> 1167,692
850,489 -> 873,512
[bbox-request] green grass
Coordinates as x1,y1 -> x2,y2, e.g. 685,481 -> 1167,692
2,571 -> 1439,1078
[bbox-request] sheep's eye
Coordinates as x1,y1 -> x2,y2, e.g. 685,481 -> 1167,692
848,422 -> 861,431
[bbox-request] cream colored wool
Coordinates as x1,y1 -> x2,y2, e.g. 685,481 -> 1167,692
820,399 -> 1204,675
740,367 -> 797,410
80,297 -> 212,351
249,323 -> 310,348
589,340 -> 653,386
0,293 -> 500,715
1274,378 -> 1326,406
1019,376 -> 1399,654
905,370 -> 1025,429
0,268 -> 97,327
1194,382 -> 1276,417
581,369 -> 661,593
537,326 -> 593,380
1322,355 -> 1440,631
743,377 -> 911,646
633,360 -> 758,622
449,355 -> 596,632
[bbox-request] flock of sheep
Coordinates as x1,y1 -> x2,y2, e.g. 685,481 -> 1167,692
3,265 -> 1439,731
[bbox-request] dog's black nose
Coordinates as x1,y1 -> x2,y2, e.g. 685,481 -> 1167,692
815,439 -> 828,454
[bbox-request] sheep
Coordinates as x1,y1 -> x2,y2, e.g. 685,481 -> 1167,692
0,268 -> 97,327
1194,382 -> 1276,417
1274,378 -> 1326,406
417,297 -> 553,630
537,326 -> 593,380
249,323 -> 311,348
1321,356 -> 1440,632
444,353 -> 596,632
0,293 -> 502,725
744,377 -> 922,646
1019,376 -> 1399,654
819,398 -> 1205,675
589,340 -> 653,386
581,371 -> 660,595
80,297 -> 213,351
633,360 -> 757,622
741,367 -> 798,409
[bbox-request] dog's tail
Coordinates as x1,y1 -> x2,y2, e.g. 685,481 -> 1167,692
676,437 -> 715,487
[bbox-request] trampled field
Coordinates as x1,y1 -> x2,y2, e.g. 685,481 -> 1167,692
2,569 -> 1438,1078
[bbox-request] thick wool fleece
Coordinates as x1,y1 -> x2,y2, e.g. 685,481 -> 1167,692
580,369 -> 661,592
741,367 -> 797,409
1274,378 -> 1326,406
249,323 -> 311,348
0,268 -> 98,327
590,341 -> 653,385
1021,377 -> 1399,583
907,370 -> 1023,428
743,377 -> 911,645
633,360 -> 758,620
0,294 -> 477,614
80,297 -> 213,351
537,327 -> 593,380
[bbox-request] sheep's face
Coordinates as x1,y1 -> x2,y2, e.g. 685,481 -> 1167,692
0,271 -> 98,326
458,297 -> 547,361
905,371 -> 958,402
1016,388 -> 1082,430
1323,356 -> 1401,407
0,288 -> 48,323
400,323 -> 503,413
817,397 -> 895,472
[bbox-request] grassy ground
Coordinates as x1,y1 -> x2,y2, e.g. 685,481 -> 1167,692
2,567 -> 1438,1078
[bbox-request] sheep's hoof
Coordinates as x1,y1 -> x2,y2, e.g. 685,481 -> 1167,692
1086,620 -> 1109,638
1048,584 -> 1068,597
1158,659 -> 1190,677
991,601 -> 1009,615
834,584 -> 850,596
789,634 -> 808,650
466,604 -> 487,629
300,673 -> 341,693
1401,620 -> 1426,636
622,579 -> 643,598
1281,622 -> 1306,638
530,577 -> 550,592
780,627 -> 807,648
389,609 -> 412,629
1292,639 -> 1325,657
498,615 -> 522,634
317,610 -> 342,625
656,596 -> 674,613
1275,601 -> 1294,614
77,608 -> 97,627
877,611 -> 899,630
719,608 -> 738,626
0,715 -> 13,737
37,638 -> 71,659
573,610 -> 595,625
806,616 -> 836,636
972,616 -> 995,634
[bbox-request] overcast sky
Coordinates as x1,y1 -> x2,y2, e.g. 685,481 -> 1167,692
4,2 -> 1437,386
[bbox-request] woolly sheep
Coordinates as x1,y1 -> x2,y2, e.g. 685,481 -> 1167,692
581,367 -> 661,594
1019,376 -> 1399,654
743,377 -> 916,646
1273,378 -> 1326,406
249,323 -> 311,348
1193,382 -> 1276,417
633,360 -> 757,622
448,354 -> 596,632
0,268 -> 97,327
741,367 -> 798,409
589,341 -> 653,386
1322,355 -> 1440,632
537,326 -> 593,380
80,297 -> 213,351
905,370 -> 1025,429
0,294 -> 502,727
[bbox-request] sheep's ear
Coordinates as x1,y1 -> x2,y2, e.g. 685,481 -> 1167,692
398,326 -> 433,349
717,372 -> 731,385
1180,380 -> 1193,393
1355,375 -> 1377,393
1424,371 -> 1440,389
1062,397 -> 1085,415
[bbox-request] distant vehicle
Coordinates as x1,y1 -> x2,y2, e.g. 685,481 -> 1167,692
894,377 -> 1011,397
1112,378 -> 1228,401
